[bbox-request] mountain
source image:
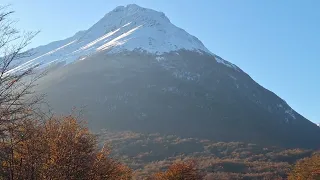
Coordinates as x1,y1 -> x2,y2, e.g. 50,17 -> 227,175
9,4 -> 209,73
17,4 -> 319,149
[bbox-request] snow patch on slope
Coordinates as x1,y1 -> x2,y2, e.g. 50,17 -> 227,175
277,103 -> 296,120
285,109 -> 296,119
156,56 -> 165,61
214,55 -> 239,71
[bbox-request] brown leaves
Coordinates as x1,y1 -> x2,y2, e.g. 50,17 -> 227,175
90,146 -> 132,180
0,116 -> 132,180
288,152 -> 320,180
151,160 -> 204,180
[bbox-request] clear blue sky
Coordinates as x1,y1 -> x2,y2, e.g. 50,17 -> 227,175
3,0 -> 320,123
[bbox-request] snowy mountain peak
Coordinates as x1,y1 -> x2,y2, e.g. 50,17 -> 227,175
83,3 -> 208,54
110,4 -> 170,22
10,4 -> 214,73
105,4 -> 171,26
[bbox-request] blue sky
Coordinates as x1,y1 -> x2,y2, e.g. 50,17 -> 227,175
3,0 -> 320,123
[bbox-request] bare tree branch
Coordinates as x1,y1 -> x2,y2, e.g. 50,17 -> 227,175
0,7 -> 47,177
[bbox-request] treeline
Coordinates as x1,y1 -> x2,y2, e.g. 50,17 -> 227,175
0,115 -> 318,180
101,130 -> 320,179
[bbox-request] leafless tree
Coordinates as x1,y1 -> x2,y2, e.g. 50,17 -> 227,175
0,5 -> 46,179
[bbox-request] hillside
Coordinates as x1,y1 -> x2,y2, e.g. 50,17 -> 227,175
99,130 -> 316,179
11,4 -> 319,148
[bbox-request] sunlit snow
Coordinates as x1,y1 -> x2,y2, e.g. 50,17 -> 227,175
214,55 -> 239,71
10,4 -> 236,73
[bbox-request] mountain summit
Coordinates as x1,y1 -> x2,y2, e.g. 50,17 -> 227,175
19,4 -> 319,149
87,4 -> 210,53
12,4 -> 212,73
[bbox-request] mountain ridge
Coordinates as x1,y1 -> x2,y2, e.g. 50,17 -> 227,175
18,4 -> 319,148
10,4 -> 214,74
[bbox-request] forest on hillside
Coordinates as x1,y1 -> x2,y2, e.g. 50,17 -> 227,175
100,130 -> 320,179
0,115 -> 319,179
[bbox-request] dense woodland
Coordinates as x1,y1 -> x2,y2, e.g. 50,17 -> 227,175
0,115 -> 319,179
100,130 -> 320,179
0,5 -> 319,180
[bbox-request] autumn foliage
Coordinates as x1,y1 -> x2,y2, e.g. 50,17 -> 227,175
0,116 -> 132,180
288,152 -> 320,180
150,160 -> 204,180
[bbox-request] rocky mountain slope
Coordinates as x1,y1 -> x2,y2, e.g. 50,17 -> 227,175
17,4 -> 319,148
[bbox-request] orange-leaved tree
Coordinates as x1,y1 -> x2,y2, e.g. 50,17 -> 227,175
0,115 -> 132,180
151,160 -> 204,180
288,152 -> 320,180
